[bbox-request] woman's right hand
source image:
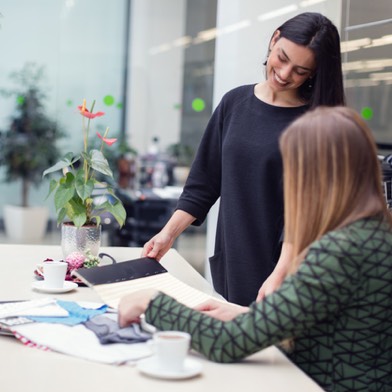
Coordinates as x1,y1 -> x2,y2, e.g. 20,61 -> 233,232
141,209 -> 196,261
142,231 -> 175,261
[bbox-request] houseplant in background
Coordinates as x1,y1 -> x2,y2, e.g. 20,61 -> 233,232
166,142 -> 194,186
43,99 -> 126,259
0,63 -> 64,242
103,135 -> 138,190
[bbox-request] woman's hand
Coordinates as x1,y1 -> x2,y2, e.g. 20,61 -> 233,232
142,231 -> 175,261
194,299 -> 249,321
256,272 -> 285,302
118,289 -> 158,328
141,210 -> 196,261
256,242 -> 293,302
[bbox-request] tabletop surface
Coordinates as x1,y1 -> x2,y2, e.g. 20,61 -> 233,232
0,244 -> 323,392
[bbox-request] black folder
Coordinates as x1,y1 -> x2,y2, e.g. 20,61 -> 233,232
72,257 -> 167,286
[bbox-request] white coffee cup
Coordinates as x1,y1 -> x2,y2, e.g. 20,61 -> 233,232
42,261 -> 68,288
152,331 -> 191,372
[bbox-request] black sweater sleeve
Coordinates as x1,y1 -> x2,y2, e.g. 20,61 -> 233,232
175,98 -> 225,225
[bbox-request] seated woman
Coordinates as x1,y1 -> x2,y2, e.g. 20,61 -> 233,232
118,106 -> 392,391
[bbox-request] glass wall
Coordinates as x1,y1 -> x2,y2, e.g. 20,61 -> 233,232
0,0 -> 128,211
126,0 -> 216,175
341,0 -> 392,152
0,0 -> 217,218
1,0 -> 391,231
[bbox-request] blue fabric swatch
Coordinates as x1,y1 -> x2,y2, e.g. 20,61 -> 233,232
29,300 -> 108,326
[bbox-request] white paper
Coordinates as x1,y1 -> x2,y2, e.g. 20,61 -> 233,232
0,298 -> 68,319
93,272 -> 222,309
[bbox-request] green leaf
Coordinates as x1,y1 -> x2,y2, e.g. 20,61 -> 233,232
45,178 -> 59,200
59,173 -> 71,185
57,208 -> 67,225
96,200 -> 126,227
75,176 -> 94,201
93,216 -> 102,227
72,213 -> 87,228
90,149 -> 113,177
54,185 -> 75,211
66,199 -> 87,228
103,188 -> 123,204
42,152 -> 80,177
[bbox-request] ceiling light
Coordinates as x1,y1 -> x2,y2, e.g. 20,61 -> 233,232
222,20 -> 251,34
173,36 -> 192,48
149,43 -> 171,55
195,27 -> 218,42
369,72 -> 392,81
344,79 -> 380,88
364,34 -> 392,48
340,38 -> 372,53
343,58 -> 392,72
257,5 -> 298,21
300,0 -> 326,7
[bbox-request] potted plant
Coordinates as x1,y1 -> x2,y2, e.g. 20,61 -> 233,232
166,142 -> 194,186
43,99 -> 126,258
103,135 -> 138,189
0,63 -> 64,242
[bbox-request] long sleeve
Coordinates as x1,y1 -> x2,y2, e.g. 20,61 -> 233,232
175,97 -> 225,225
145,232 -> 358,363
144,218 -> 392,390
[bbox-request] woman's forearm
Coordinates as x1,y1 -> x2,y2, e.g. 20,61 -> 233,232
161,209 -> 196,238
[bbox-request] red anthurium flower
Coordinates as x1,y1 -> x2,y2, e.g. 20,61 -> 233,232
78,107 -> 105,119
78,99 -> 105,119
97,132 -> 117,146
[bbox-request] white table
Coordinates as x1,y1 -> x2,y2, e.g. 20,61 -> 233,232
0,244 -> 323,392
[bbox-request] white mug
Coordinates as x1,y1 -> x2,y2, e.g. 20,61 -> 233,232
42,261 -> 68,288
152,331 -> 191,372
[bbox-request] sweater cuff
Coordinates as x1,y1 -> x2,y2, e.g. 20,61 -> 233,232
145,291 -> 165,324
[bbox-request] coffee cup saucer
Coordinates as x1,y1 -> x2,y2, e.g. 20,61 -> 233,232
31,280 -> 78,294
137,356 -> 202,380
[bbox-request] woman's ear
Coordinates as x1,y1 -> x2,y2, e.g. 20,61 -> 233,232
270,30 -> 281,50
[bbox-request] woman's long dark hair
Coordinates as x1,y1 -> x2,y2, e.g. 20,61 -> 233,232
273,12 -> 345,108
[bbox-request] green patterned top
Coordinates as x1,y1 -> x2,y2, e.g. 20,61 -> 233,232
145,217 -> 392,391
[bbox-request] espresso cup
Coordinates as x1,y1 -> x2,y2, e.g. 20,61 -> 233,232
152,331 -> 191,372
42,261 -> 68,288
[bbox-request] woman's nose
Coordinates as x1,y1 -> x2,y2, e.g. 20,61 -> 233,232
280,64 -> 292,80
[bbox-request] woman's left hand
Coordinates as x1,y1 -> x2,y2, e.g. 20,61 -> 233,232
118,289 -> 158,327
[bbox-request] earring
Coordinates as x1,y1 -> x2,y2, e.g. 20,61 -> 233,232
263,49 -> 271,66
308,78 -> 313,89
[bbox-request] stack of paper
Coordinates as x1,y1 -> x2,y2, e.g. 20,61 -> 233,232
73,257 -> 222,309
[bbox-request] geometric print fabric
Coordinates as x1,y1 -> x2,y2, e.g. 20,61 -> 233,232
145,216 -> 392,391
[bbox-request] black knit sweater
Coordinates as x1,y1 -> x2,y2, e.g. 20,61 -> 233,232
177,84 -> 308,305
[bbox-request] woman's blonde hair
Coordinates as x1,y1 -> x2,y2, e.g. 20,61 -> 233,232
280,106 -> 392,267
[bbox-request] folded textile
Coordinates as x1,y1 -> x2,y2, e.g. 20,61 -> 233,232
84,313 -> 152,344
29,300 -> 108,325
11,322 -> 152,364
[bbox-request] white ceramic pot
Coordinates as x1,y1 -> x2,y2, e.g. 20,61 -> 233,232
61,223 -> 101,259
3,205 -> 49,243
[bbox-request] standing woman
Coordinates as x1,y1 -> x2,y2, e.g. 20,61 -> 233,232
142,12 -> 345,305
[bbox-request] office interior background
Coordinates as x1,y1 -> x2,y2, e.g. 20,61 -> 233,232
0,0 -> 391,276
